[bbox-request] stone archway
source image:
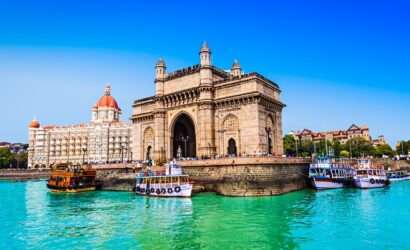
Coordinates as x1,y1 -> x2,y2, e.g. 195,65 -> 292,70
266,115 -> 274,155
143,127 -> 154,160
172,113 -> 196,158
227,138 -> 237,156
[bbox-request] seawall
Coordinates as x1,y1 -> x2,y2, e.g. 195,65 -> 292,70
178,157 -> 310,196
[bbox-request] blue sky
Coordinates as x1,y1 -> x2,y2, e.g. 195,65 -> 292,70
0,0 -> 409,146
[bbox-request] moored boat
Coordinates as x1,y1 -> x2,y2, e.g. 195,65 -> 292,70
309,157 -> 355,190
387,170 -> 410,182
47,163 -> 96,192
135,161 -> 192,197
353,159 -> 389,189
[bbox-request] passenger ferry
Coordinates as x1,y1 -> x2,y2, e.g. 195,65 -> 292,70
353,159 -> 389,189
47,163 -> 96,192
135,161 -> 192,197
387,170 -> 410,182
309,157 -> 355,190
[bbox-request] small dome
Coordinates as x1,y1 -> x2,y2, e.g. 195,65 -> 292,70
29,119 -> 40,128
94,85 -> 121,111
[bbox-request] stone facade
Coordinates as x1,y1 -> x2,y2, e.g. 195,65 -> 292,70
28,86 -> 133,168
132,43 -> 285,163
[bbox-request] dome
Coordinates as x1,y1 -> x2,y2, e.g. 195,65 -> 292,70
94,85 -> 121,111
29,119 -> 40,128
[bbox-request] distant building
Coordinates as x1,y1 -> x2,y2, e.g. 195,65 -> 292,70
372,135 -> 387,147
291,124 -> 371,144
0,142 -> 28,153
28,86 -> 133,168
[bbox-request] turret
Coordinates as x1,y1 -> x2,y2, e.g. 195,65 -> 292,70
199,42 -> 213,87
155,58 -> 166,80
199,41 -> 212,67
155,58 -> 166,96
231,59 -> 242,77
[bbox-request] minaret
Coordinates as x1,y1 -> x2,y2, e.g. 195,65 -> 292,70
199,41 -> 211,66
155,58 -> 166,96
231,59 -> 242,77
199,41 -> 213,87
198,41 -> 216,158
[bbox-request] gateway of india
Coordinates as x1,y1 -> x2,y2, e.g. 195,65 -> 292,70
131,42 -> 284,164
28,42 -> 285,168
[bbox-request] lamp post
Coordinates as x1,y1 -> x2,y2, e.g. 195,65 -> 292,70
180,135 -> 189,157
82,147 -> 87,165
121,144 -> 125,163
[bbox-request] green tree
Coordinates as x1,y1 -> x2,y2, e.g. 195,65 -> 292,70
283,135 -> 296,156
374,144 -> 394,158
0,148 -> 13,168
344,137 -> 375,158
340,150 -> 350,158
396,140 -> 410,155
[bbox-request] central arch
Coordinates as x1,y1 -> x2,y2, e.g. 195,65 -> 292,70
172,113 -> 196,158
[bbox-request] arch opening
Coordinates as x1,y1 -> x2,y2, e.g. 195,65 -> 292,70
172,113 -> 196,158
227,138 -> 237,156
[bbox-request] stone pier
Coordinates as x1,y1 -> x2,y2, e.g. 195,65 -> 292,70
178,157 -> 310,196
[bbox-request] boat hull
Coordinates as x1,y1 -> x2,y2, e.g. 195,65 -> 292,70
388,176 -> 410,182
354,178 -> 388,189
311,178 -> 344,190
135,183 -> 192,197
47,185 -> 96,193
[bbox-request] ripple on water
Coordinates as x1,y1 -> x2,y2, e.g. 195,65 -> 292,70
1,181 -> 410,249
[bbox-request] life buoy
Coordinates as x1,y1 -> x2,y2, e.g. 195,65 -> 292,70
150,188 -> 155,193
167,188 -> 173,194
161,188 -> 166,194
156,189 -> 161,195
174,186 -> 181,193
370,178 -> 375,184
136,186 -> 141,192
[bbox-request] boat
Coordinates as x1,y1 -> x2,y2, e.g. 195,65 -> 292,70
309,157 -> 355,190
135,161 -> 192,197
47,163 -> 97,192
387,170 -> 410,182
353,159 -> 389,189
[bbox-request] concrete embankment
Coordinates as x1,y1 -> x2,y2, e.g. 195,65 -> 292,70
0,169 -> 51,180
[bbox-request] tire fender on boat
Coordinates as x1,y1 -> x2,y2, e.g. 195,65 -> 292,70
175,186 -> 181,193
370,178 -> 375,184
167,188 -> 173,194
161,188 -> 166,194
156,189 -> 161,195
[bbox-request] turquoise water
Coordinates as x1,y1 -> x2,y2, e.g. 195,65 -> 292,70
1,181 -> 410,250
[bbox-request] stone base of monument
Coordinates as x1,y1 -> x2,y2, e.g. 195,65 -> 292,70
179,157 -> 310,196
93,157 -> 310,196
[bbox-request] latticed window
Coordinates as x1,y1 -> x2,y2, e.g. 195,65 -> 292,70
223,115 -> 239,131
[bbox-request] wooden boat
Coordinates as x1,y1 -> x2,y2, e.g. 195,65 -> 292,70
47,163 -> 96,192
135,161 -> 192,197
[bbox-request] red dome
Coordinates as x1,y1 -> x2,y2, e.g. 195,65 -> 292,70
95,95 -> 121,110
29,119 -> 40,128
94,85 -> 121,111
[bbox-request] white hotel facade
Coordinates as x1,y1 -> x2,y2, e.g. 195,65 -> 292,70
28,86 -> 132,168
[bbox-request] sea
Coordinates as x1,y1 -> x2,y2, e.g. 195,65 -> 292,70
1,180 -> 410,250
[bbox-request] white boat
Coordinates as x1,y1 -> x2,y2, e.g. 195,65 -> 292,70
135,161 -> 193,197
309,157 -> 355,190
354,159 -> 389,189
387,171 -> 410,182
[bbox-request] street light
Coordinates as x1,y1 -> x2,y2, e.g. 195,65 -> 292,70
180,135 -> 189,157
82,147 -> 87,165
